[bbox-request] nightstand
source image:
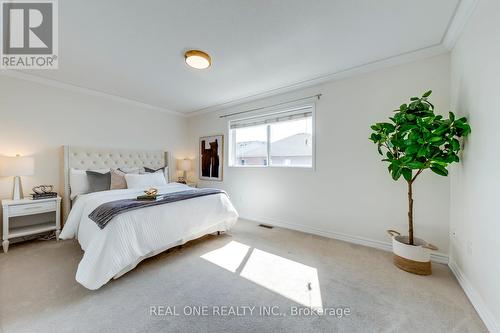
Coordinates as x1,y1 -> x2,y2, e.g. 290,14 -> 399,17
2,196 -> 61,253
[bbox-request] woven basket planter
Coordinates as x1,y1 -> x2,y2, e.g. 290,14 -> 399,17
387,230 -> 438,275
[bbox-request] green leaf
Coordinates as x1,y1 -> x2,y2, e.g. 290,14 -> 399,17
462,124 -> 472,136
417,147 -> 428,157
449,112 -> 455,122
405,145 -> 419,154
422,90 -> 432,98
410,97 -> 419,101
407,161 -> 425,169
369,133 -> 381,143
391,167 -> 402,181
399,124 -> 418,132
429,136 -> 443,143
402,168 -> 412,181
430,165 -> 448,177
401,156 -> 413,164
380,123 -> 396,132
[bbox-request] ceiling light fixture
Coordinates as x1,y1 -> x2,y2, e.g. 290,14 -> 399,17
185,50 -> 211,69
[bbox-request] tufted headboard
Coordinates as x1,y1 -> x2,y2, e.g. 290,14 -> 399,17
61,146 -> 170,221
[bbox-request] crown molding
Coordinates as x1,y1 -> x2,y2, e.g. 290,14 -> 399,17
442,0 -> 479,50
0,70 -> 186,117
187,44 -> 449,117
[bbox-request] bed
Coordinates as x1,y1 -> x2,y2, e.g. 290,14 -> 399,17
59,146 -> 238,290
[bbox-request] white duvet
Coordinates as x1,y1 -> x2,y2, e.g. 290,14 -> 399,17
60,183 -> 238,290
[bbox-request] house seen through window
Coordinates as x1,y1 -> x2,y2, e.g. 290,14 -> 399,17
229,105 -> 314,168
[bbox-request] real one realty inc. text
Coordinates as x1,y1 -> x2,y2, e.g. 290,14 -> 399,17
150,305 -> 352,318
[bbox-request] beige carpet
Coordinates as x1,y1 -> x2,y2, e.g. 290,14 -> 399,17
0,219 -> 486,333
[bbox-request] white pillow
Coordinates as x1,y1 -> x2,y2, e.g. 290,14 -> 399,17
125,172 -> 167,189
69,168 -> 109,199
143,166 -> 169,183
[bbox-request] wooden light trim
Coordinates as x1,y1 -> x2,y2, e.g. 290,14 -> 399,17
184,50 -> 211,69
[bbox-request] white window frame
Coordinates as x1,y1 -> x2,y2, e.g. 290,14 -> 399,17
228,102 -> 316,170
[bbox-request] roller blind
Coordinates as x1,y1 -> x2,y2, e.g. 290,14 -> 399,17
229,105 -> 312,129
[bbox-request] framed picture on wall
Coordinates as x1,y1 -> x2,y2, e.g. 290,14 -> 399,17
199,134 -> 224,181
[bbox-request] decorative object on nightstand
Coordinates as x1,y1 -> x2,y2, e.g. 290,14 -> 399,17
31,185 -> 57,199
2,196 -> 61,253
0,155 -> 34,200
177,158 -> 192,184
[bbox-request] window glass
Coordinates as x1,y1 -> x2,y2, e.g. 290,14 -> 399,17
232,124 -> 268,166
270,117 -> 312,167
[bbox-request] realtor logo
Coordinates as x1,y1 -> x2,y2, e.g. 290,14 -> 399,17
1,0 -> 58,69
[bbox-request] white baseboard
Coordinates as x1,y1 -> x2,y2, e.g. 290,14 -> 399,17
449,261 -> 500,333
240,215 -> 449,264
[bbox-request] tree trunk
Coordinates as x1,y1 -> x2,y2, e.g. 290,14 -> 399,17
407,180 -> 414,245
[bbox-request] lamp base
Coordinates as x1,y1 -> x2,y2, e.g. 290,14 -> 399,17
177,170 -> 188,184
12,176 -> 23,200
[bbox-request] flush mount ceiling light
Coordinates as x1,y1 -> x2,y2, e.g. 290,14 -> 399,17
185,50 -> 211,69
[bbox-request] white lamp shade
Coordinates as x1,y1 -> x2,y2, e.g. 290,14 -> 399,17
179,159 -> 191,171
0,156 -> 34,176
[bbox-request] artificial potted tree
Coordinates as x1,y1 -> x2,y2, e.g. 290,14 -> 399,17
370,91 -> 471,275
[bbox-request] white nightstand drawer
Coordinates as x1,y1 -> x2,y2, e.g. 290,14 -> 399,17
8,201 -> 56,217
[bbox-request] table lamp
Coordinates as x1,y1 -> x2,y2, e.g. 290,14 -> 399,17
178,158 -> 191,184
0,155 -> 34,200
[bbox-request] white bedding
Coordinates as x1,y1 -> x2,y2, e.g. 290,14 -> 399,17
60,183 -> 238,290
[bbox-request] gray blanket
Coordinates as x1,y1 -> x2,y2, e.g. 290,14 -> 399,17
89,188 -> 226,229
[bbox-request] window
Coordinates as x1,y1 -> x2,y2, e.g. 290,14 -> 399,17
229,105 -> 314,168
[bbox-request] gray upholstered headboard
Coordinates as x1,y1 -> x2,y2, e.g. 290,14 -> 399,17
61,146 -> 170,221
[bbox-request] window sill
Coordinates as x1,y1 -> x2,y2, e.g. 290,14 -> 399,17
228,165 -> 314,170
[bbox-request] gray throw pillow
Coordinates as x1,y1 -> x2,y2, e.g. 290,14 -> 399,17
144,167 -> 165,173
86,171 -> 111,193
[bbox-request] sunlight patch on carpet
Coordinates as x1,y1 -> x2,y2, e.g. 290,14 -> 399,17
200,240 -> 250,272
201,241 -> 323,311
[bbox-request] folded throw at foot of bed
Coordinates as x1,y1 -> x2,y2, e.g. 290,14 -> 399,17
89,188 -> 227,229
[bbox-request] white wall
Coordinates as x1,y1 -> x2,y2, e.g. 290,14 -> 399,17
189,54 -> 451,256
449,0 -> 500,331
0,75 -> 189,235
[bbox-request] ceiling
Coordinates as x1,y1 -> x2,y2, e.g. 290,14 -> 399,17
23,0 -> 460,114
